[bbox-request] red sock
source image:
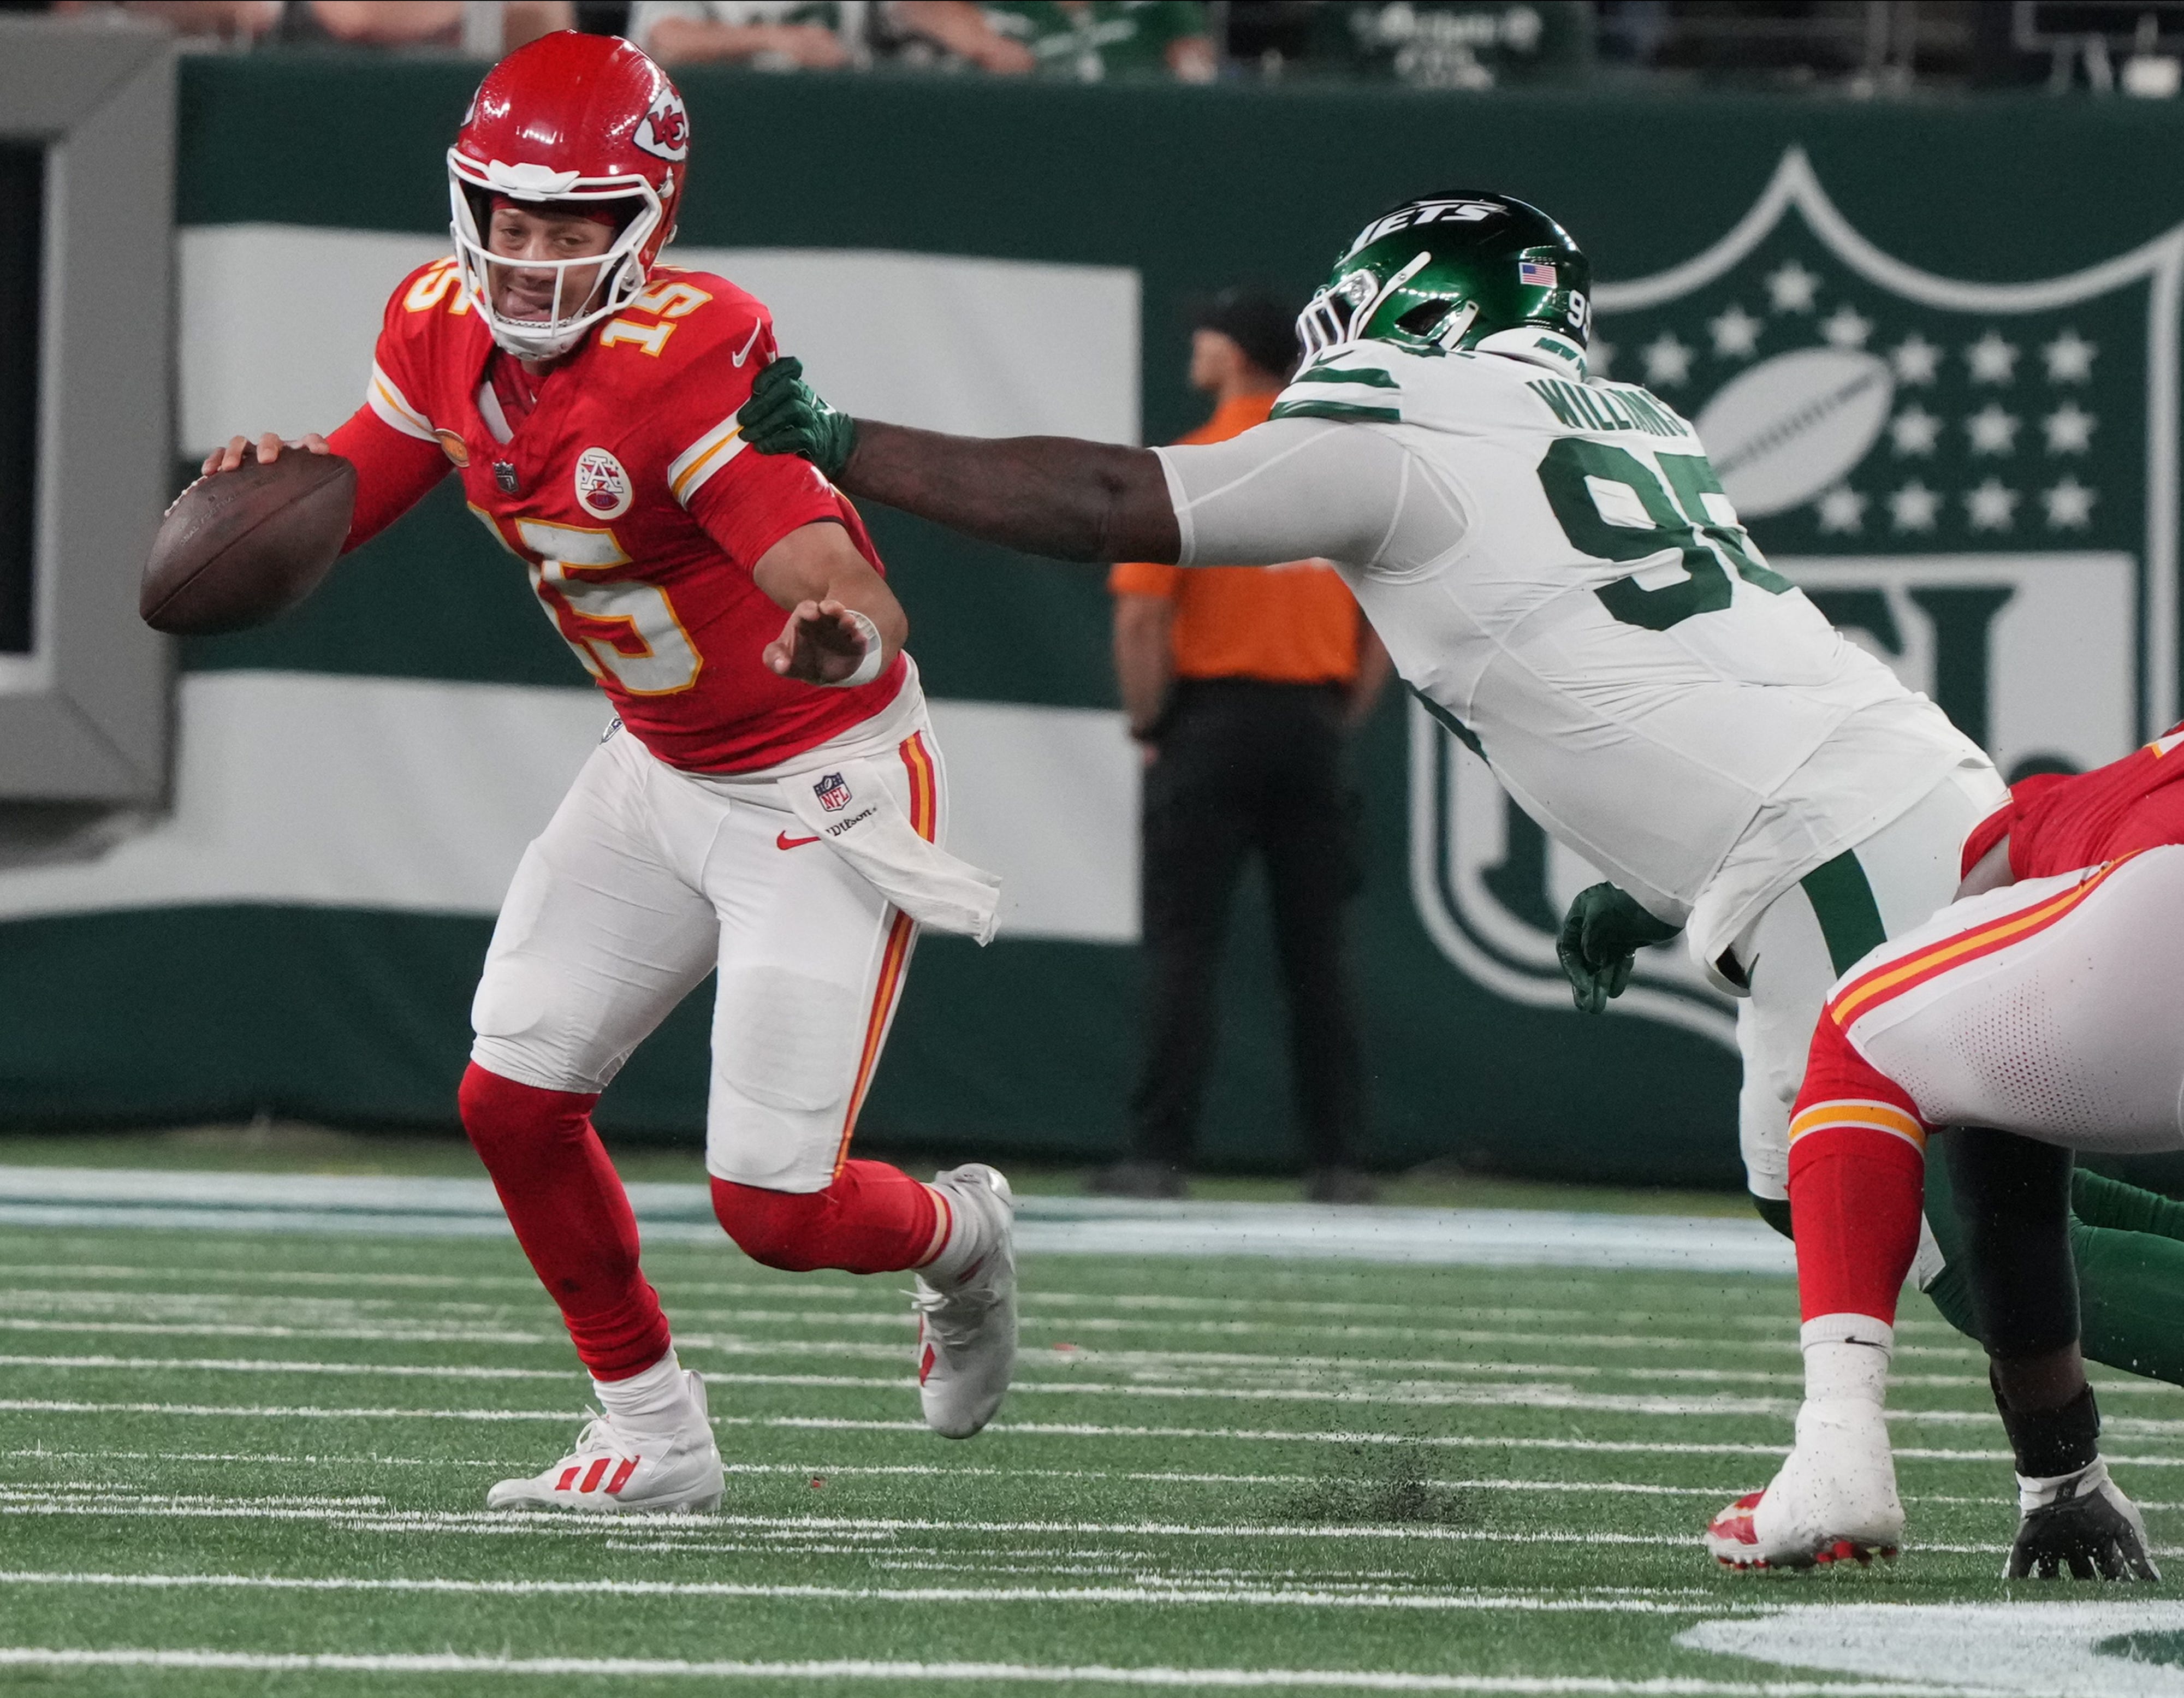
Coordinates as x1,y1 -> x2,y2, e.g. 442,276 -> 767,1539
1787,1017 -> 1930,1327
712,1159 -> 940,1274
1789,1126 -> 1925,1326
458,1062 -> 671,1381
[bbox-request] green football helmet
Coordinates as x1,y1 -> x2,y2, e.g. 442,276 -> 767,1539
1296,191 -> 1592,364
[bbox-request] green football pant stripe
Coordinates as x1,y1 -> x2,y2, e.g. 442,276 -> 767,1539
1791,849 -> 2184,1386
1799,850 -> 1886,973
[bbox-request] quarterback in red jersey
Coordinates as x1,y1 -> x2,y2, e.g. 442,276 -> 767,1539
201,31 -> 1018,1512
1705,731 -> 2184,1578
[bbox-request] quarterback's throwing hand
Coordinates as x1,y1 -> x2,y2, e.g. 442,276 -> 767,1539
1556,882 -> 1682,1014
201,432 -> 331,477
737,357 -> 858,481
766,597 -> 880,686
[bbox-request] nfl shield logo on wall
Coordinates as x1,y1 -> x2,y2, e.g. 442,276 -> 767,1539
814,771 -> 852,813
1411,146 -> 2182,1050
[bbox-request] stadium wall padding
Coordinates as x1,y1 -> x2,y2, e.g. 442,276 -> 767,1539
10,60 -> 2184,1185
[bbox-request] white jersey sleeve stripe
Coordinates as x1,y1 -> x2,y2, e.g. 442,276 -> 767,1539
366,363 -> 436,443
668,416 -> 748,504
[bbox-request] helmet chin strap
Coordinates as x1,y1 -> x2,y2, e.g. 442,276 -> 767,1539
1433,301 -> 1480,351
1354,250 -> 1433,337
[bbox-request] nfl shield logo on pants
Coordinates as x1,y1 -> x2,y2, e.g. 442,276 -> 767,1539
1411,145 -> 2183,1051
813,771 -> 852,813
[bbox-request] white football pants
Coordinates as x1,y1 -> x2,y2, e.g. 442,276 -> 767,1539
1843,846 -> 2184,1156
470,700 -> 945,1194
1734,762 -> 2007,1202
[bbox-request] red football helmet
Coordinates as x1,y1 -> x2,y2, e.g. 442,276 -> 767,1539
448,30 -> 690,360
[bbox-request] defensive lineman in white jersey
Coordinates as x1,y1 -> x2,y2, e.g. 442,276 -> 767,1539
736,191 -> 1999,1249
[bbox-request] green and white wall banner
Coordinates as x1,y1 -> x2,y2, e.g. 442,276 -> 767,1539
14,60 -> 2184,1185
0,674 -> 1138,942
179,226 -> 1141,454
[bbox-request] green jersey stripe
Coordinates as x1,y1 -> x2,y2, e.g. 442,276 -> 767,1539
1268,399 -> 1402,424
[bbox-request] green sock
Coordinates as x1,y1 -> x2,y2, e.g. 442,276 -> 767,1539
2071,1166 -> 2184,1242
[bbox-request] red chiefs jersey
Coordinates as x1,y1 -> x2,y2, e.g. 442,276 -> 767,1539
332,257 -> 906,773
1959,725 -> 2184,880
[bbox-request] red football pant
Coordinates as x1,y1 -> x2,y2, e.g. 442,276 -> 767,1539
458,1062 -> 672,1382
713,1160 -> 941,1274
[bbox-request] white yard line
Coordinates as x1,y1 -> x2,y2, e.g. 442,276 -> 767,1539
0,1263 -> 1791,1326
0,1309 -> 555,1335
0,1332 -> 2075,1394
0,1341 -> 1823,1390
10,1489 -> 2138,1559
7,1449 -> 2171,1511
18,1398 -> 2172,1464
0,1649 -> 1990,1695
0,1447 -> 521,1468
0,1448 -> 1749,1498
0,1171 -> 1799,1273
0,1360 -> 1815,1418
0,1302 -> 1991,1367
0,1569 -> 1765,1613
0,1492 -> 1659,1542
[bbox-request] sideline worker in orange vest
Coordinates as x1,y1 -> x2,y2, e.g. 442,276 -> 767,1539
1101,288 -> 1392,1202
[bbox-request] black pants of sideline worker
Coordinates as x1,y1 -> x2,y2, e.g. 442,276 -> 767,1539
1129,678 -> 1366,1168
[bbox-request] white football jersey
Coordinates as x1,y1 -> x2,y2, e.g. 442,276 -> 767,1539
1154,335 -> 1989,969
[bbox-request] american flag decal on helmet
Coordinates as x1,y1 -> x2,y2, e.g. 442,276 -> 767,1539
1520,260 -> 1559,289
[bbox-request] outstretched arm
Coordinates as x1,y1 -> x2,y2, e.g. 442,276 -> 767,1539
738,358 -> 1181,565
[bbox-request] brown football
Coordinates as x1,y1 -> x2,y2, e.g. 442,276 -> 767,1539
142,451 -> 357,636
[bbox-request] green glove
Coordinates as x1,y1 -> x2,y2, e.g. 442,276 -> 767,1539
736,356 -> 858,482
1556,882 -> 1682,1014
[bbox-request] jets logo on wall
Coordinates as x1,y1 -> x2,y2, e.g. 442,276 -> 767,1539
1411,146 -> 2183,1049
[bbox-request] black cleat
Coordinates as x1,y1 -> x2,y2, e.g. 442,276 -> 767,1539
2005,1462 -> 2161,1581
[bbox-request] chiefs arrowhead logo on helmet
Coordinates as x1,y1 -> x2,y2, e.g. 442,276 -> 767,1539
633,89 -> 690,163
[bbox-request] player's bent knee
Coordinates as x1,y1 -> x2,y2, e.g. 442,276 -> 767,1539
470,961 -> 621,1098
711,1178 -> 833,1271
458,1062 -> 597,1166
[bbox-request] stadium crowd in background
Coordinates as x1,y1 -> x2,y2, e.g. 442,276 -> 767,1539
28,2 -> 2145,93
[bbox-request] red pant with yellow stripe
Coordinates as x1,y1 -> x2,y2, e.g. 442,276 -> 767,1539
470,700 -> 943,1194
1788,847 -> 2184,1326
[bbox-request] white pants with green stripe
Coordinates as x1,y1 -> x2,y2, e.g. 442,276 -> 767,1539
1732,764 -> 2008,1204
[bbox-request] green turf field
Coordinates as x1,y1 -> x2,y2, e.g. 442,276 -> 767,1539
0,1216 -> 2179,1695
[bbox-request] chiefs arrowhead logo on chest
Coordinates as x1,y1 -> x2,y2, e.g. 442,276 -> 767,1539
633,89 -> 689,163
574,447 -> 633,520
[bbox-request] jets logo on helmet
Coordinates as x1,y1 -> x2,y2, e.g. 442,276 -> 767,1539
1299,190 -> 1590,368
446,30 -> 690,362
1344,198 -> 1501,259
633,88 -> 690,163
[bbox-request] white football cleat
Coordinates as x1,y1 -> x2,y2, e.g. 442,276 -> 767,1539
486,1368 -> 723,1513
1706,1397 -> 1904,1570
913,1163 -> 1018,1439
